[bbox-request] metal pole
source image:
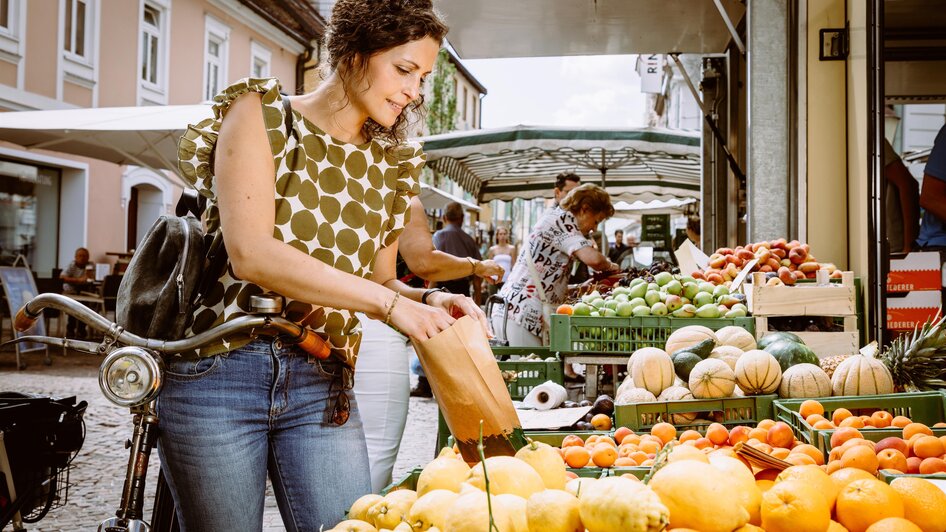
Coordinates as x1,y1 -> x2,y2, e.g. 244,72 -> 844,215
713,0 -> 746,55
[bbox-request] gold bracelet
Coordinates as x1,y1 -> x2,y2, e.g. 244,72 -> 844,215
467,257 -> 477,275
384,291 -> 400,325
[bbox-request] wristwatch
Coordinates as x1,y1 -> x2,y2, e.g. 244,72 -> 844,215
421,287 -> 447,305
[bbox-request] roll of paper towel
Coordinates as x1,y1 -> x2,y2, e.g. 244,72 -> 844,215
522,380 -> 568,411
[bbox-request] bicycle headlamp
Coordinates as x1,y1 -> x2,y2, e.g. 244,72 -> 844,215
98,347 -> 163,407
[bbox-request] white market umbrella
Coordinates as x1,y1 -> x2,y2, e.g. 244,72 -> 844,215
418,182 -> 480,211
0,104 -> 212,183
612,197 -> 697,218
416,125 -> 701,203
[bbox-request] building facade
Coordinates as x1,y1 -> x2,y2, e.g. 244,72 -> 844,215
0,0 -> 322,276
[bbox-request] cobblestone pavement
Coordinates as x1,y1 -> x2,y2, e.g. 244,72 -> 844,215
0,349 -> 437,531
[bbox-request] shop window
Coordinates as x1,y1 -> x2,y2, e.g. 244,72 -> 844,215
0,162 -> 60,275
203,16 -> 229,101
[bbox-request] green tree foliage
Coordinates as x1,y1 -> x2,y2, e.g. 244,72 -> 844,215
426,49 -> 458,136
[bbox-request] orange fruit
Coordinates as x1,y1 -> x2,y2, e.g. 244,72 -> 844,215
761,479 -> 832,532
590,413 -> 612,431
840,445 -> 880,474
563,446 -> 591,468
706,423 -> 729,446
832,408 -> 854,426
591,443 -> 617,467
902,423 -> 933,440
776,464 -> 840,508
830,467 -> 878,492
836,478 -> 905,532
870,411 -> 893,428
799,400 -> 825,419
840,416 -> 866,429
678,429 -> 701,443
890,476 -> 946,532
918,457 -> 946,474
863,518 -> 922,532
831,428 -> 864,449
876,449 -> 909,473
561,434 -> 584,448
891,416 -> 912,428
790,443 -> 825,466
555,303 -> 574,315
613,426 -> 633,445
767,422 -> 795,448
912,435 -> 945,459
651,422 -> 677,444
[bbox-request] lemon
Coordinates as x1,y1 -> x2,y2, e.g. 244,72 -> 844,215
466,456 -> 544,498
417,456 -> 471,496
349,494 -> 383,522
526,489 -> 582,532
443,490 -> 515,532
406,489 -> 458,531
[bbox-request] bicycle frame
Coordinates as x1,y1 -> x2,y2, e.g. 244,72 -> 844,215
4,292 -> 332,531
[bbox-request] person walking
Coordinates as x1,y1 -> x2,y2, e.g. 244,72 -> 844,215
159,2 -> 485,529
432,202 -> 483,303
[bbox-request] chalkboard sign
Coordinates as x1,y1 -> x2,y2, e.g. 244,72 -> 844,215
0,266 -> 45,353
641,214 -> 672,251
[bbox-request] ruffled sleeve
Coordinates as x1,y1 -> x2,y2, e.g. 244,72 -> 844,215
177,77 -> 287,232
381,141 -> 425,247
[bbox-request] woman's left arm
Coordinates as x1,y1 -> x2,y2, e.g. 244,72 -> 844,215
371,242 -> 491,334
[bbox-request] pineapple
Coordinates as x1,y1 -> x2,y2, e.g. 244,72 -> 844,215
880,316 -> 946,391
820,354 -> 852,379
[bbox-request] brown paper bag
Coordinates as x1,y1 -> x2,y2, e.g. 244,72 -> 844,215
412,315 -> 526,462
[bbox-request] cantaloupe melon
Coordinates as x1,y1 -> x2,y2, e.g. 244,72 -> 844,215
735,350 -> 782,395
716,326 -> 758,351
709,345 -> 744,370
688,359 -> 736,399
615,387 -> 657,405
665,326 -> 718,356
778,363 -> 831,398
830,355 -> 895,396
629,348 -> 674,396
657,386 -> 698,424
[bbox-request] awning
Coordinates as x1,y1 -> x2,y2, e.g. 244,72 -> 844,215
437,0 -> 746,59
613,197 -> 696,217
418,182 -> 480,211
416,125 -> 701,203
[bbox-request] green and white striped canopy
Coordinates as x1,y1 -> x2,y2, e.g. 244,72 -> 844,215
416,125 -> 702,203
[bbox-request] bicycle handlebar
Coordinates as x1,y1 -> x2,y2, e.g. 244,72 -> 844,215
13,293 -> 331,359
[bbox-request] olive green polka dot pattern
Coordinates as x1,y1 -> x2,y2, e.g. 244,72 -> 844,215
176,77 -> 424,366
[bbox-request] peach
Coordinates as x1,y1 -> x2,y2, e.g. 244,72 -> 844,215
767,422 -> 795,448
728,426 -> 750,446
876,448 -> 909,473
891,415 -> 912,428
806,414 -> 827,426
903,422 -> 934,440
874,436 -> 909,457
830,427 -> 863,449
748,427 -> 769,443
913,435 -> 946,459
918,457 -> 946,475
706,423 -> 729,446
839,416 -> 865,429
869,411 -> 893,428
678,429 -> 701,443
906,456 -> 922,474
832,408 -> 853,426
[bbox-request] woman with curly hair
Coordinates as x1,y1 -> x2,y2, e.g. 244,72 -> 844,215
160,1 -> 474,529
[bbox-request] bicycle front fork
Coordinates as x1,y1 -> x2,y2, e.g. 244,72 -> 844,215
98,403 -> 158,532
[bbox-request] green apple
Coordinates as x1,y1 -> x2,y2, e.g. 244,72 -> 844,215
664,280 -> 683,296
644,290 -> 661,307
632,305 -> 651,317
573,303 -> 593,316
654,271 -> 673,286
651,302 -> 668,316
694,291 -> 715,307
682,282 -> 700,300
616,301 -> 635,317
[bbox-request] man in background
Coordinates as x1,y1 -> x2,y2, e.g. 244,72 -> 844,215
917,123 -> 946,250
432,202 -> 483,304
609,229 -> 628,263
883,138 -> 919,254
60,247 -> 93,339
554,171 -> 581,205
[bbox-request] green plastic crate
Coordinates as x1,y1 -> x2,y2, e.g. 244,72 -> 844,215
877,469 -> 946,484
773,391 -> 946,456
381,467 -> 423,495
491,347 -> 564,401
549,315 -> 755,354
613,395 -> 776,434
609,467 -> 653,480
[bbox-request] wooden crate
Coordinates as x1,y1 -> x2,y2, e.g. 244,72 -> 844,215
748,271 -> 859,358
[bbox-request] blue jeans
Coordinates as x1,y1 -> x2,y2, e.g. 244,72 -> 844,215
156,339 -> 370,531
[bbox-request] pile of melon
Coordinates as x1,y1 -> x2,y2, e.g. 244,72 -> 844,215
615,326 -> 877,409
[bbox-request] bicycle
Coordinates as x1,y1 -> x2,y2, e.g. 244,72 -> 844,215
3,292 -> 331,531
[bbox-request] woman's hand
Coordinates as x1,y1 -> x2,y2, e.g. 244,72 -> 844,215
427,291 -> 492,338
388,296 -> 455,341
475,259 -> 505,285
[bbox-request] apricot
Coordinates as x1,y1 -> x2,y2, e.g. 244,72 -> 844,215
874,436 -> 909,457
918,457 -> 946,475
806,414 -> 827,426
755,468 -> 781,481
757,419 -> 776,430
613,457 -> 636,467
562,434 -> 584,448
814,419 -> 836,430
903,423 -> 934,440
912,435 -> 945,459
591,413 -> 612,431
767,421 -> 795,449
771,447 -> 791,460
791,443 -> 825,466
591,443 -> 618,467
876,449 -> 909,473
638,440 -> 660,455
748,427 -> 769,443
650,422 -> 676,444
613,426 -> 633,445
839,416 -> 865,429
628,450 -> 648,465
563,446 -> 591,468
679,429 -> 701,443
783,453 -> 817,466
693,437 -> 714,450
891,416 -> 912,428
832,408 -> 853,426
906,456 -> 922,474
728,426 -> 751,446
826,460 -> 842,474
706,423 -> 729,446
869,411 -> 893,428
564,470 -> 578,480
839,445 -> 879,474
830,427 -> 864,449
